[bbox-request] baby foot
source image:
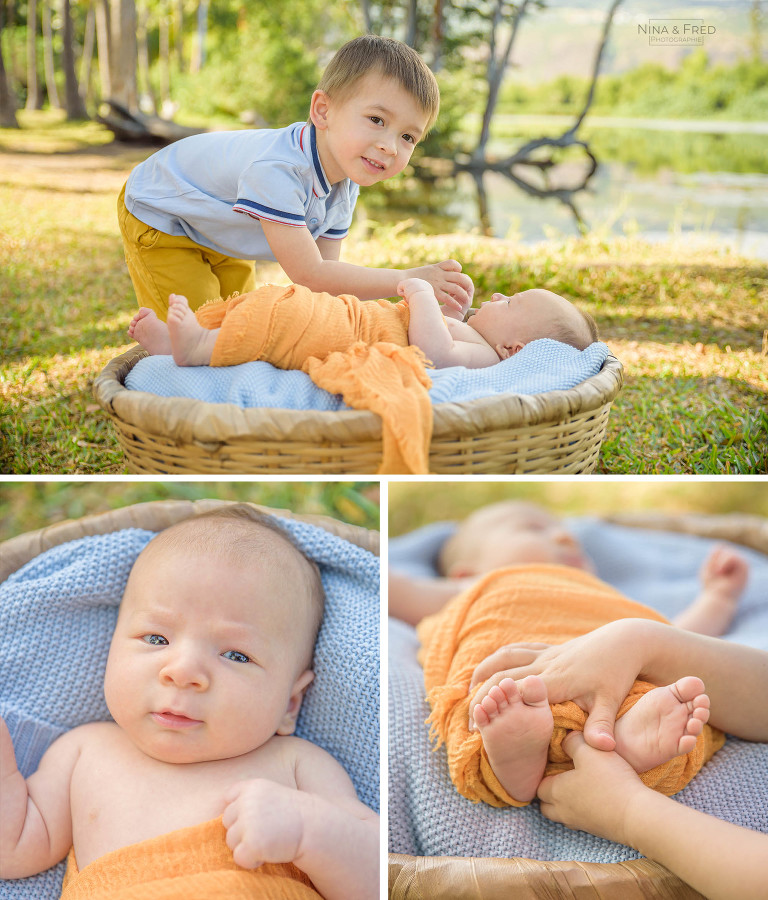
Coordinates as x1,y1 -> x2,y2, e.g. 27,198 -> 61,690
472,676 -> 553,803
128,308 -> 172,355
166,293 -> 217,367
614,676 -> 710,774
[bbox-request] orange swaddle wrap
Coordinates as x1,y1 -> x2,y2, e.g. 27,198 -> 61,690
195,284 -> 432,474
60,817 -> 320,900
417,565 -> 725,808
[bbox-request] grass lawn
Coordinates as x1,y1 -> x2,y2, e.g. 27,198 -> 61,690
2,112 -> 766,475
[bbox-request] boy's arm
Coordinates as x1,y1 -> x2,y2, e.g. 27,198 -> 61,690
402,278 -> 499,369
539,733 -> 768,900
222,741 -> 378,900
0,717 -> 79,878
261,219 -> 472,309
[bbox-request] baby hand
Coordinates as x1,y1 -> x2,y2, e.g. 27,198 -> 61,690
397,277 -> 436,300
699,544 -> 749,599
404,260 -> 474,311
222,779 -> 305,869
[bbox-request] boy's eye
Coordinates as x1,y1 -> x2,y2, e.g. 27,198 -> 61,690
143,634 -> 168,645
402,133 -> 415,144
369,115 -> 383,125
222,650 -> 251,664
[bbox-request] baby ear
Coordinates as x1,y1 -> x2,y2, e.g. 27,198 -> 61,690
275,669 -> 315,736
495,341 -> 525,360
309,90 -> 331,130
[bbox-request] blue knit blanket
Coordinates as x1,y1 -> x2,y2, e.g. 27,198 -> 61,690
389,518 -> 768,861
124,339 -> 612,409
0,516 -> 379,900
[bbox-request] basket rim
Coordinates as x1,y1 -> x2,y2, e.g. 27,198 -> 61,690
0,499 -> 379,584
93,345 -> 624,445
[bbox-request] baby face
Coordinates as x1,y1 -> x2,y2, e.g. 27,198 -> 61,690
104,546 -> 314,765
449,503 -> 593,576
468,289 -> 581,357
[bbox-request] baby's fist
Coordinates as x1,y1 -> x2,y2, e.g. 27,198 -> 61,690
222,779 -> 304,869
700,545 -> 749,598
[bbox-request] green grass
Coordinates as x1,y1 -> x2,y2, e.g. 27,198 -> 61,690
2,112 -> 766,475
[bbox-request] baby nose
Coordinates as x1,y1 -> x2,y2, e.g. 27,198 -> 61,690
160,650 -> 208,690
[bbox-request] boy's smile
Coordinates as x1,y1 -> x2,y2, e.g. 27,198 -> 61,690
311,73 -> 429,186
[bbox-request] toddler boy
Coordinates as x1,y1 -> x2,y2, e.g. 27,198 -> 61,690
0,507 -> 378,899
119,35 -> 473,319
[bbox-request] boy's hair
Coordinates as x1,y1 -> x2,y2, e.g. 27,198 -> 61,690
317,35 -> 440,132
140,504 -> 325,658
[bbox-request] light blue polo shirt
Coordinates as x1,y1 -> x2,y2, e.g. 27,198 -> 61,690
124,122 -> 359,260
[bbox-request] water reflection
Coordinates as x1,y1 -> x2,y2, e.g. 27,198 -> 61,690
360,126 -> 768,259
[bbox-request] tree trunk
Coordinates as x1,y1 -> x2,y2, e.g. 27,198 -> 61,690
136,0 -> 156,112
174,0 -> 183,72
62,0 -> 89,118
108,0 -> 137,111
41,0 -> 60,108
95,0 -> 111,99
79,0 -> 95,105
0,16 -> 20,126
189,0 -> 209,74
158,10 -> 171,109
404,0 -> 417,47
430,0 -> 445,72
25,0 -> 43,109
472,0 -> 530,165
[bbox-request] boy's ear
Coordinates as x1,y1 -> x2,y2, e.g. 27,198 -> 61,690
310,90 -> 331,130
275,669 -> 315,736
496,341 -> 525,360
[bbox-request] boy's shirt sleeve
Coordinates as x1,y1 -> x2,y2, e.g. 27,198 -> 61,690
233,159 -> 308,228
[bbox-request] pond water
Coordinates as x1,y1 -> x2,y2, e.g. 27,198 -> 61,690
361,120 -> 768,260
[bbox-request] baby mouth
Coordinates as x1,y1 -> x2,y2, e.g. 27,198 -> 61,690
152,710 -> 203,729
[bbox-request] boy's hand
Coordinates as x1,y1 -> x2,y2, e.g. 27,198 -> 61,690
222,779 -> 305,870
699,545 -> 749,598
537,732 -> 648,845
404,260 -> 474,312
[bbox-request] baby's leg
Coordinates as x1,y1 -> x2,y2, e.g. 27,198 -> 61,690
128,308 -> 172,355
472,676 -> 553,803
166,293 -> 219,366
614,676 -> 710,774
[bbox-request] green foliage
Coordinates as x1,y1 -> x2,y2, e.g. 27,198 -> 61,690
499,52 -> 768,121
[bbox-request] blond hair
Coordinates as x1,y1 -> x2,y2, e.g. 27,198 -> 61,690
135,505 -> 325,665
317,35 -> 440,131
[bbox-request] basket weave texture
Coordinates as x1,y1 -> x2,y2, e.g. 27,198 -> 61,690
93,346 -> 623,475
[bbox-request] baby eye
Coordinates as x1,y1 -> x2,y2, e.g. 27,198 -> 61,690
368,115 -> 383,125
222,650 -> 251,664
402,133 -> 415,144
143,634 -> 168,645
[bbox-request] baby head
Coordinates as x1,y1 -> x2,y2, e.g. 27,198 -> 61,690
313,34 -> 440,137
438,500 -> 593,578
104,506 -> 324,764
468,289 -> 598,359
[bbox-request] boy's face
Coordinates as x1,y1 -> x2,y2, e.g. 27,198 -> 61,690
311,72 -> 429,186
104,546 -> 314,765
468,289 -> 582,358
447,503 -> 593,577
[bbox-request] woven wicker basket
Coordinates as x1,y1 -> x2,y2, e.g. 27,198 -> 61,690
0,498 -> 379,583
93,346 -> 623,475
